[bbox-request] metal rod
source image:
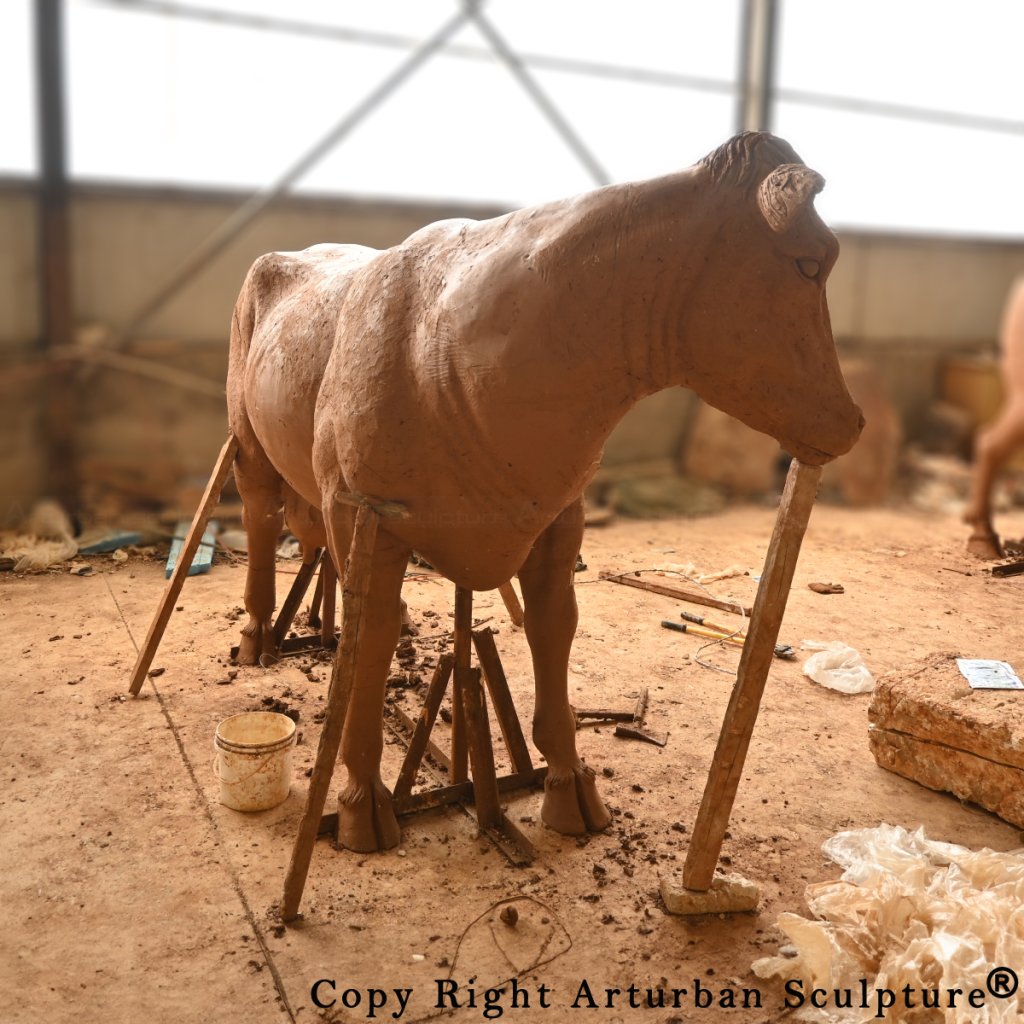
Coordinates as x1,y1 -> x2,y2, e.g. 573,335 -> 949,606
35,0 -> 79,508
111,7 -> 470,347
467,6 -> 610,186
93,2 -> 1024,140
92,0 -> 739,99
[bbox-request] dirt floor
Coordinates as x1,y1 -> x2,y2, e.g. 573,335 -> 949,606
1,501 -> 1023,1024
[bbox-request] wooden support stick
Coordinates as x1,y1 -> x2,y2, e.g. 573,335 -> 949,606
472,627 -> 533,774
282,504 -> 378,922
307,566 -> 325,630
450,587 -> 472,784
392,654 -> 454,800
272,549 -> 322,650
320,556 -> 337,649
391,703 -> 453,773
128,433 -> 238,694
682,460 -> 822,891
497,580 -> 524,627
461,666 -> 502,829
599,571 -> 752,617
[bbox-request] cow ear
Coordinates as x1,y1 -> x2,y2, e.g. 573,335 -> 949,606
757,163 -> 825,233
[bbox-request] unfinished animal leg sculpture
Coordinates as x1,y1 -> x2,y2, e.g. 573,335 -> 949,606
322,500 -> 409,852
965,401 -> 1024,558
965,279 -> 1024,558
518,499 -> 611,834
233,445 -> 285,666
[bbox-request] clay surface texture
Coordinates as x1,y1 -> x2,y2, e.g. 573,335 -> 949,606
965,277 -> 1024,557
225,131 -> 862,851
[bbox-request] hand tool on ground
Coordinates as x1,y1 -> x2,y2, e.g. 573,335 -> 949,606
661,619 -> 795,660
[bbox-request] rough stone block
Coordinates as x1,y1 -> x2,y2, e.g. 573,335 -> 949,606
660,871 -> 760,915
868,651 -> 1024,827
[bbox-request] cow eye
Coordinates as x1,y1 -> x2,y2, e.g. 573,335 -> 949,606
797,258 -> 821,280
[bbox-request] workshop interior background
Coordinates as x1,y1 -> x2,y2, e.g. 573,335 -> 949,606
3,3 -> 1024,1024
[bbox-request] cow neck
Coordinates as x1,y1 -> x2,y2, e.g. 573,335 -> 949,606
530,167 -> 718,421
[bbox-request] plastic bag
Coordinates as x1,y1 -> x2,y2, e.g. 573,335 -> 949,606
802,640 -> 874,694
753,824 -> 1024,1023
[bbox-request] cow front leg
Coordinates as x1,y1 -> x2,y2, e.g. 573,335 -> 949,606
234,450 -> 284,666
965,402 -> 1024,558
324,507 -> 409,852
519,499 -> 611,835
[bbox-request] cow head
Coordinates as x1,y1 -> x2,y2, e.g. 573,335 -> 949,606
679,132 -> 863,465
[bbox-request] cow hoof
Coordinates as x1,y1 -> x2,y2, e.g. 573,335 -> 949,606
337,779 -> 401,853
541,763 -> 611,835
967,531 -> 1003,559
237,619 -> 276,666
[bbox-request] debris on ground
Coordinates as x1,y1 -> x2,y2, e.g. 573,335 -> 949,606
802,641 -> 874,694
808,581 -> 845,595
753,824 -> 1024,1023
1,500 -> 78,571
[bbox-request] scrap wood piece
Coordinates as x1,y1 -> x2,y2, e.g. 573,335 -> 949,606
633,687 -> 649,724
992,560 -> 1024,578
599,570 -> 752,617
574,706 -> 635,725
165,518 -> 217,578
573,688 -> 649,729
614,723 -> 668,747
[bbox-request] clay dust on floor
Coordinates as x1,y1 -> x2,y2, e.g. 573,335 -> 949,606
1,503 -> 1022,1024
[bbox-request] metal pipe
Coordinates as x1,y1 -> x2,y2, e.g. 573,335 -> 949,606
35,0 -> 79,507
736,0 -> 778,133
91,0 -> 738,98
94,1 -> 1024,140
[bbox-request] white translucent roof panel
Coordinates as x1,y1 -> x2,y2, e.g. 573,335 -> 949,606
296,18 -> 736,207
0,0 -> 37,175
60,0 -> 739,205
65,1 -> 400,186
489,0 -> 741,80
189,0 -> 459,38
775,104 -> 1024,239
777,0 -> 1024,237
778,0 -> 1024,123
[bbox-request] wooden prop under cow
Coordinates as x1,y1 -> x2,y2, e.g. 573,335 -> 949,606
227,130 -> 862,853
965,277 -> 1024,558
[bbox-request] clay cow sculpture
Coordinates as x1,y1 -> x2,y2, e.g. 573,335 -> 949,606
965,277 -> 1024,558
226,131 -> 863,853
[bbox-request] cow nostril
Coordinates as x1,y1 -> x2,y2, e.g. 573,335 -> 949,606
857,412 -> 866,432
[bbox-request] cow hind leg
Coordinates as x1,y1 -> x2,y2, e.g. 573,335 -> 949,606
518,499 -> 611,835
234,443 -> 285,666
283,486 -> 332,638
323,501 -> 410,852
965,402 -> 1024,558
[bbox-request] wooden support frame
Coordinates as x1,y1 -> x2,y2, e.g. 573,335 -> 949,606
271,549 -> 323,651
289,570 -> 542,917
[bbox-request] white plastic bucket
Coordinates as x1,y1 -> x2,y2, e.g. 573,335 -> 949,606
214,711 -> 296,812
